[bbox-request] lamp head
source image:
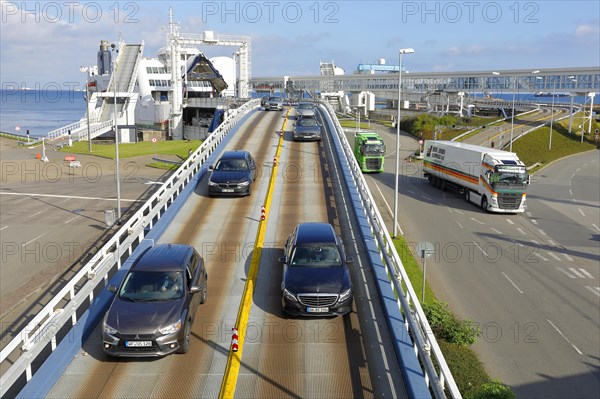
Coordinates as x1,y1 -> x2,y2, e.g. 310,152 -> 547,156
399,48 -> 415,54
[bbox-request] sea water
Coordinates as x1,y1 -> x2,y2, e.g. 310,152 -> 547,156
0,90 -> 86,137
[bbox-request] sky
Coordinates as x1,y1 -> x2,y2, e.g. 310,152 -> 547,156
1,0 -> 599,89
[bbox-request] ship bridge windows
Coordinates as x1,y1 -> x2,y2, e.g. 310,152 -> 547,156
149,79 -> 171,87
146,66 -> 168,74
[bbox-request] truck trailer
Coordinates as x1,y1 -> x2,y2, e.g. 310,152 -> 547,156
354,131 -> 386,173
423,140 -> 529,213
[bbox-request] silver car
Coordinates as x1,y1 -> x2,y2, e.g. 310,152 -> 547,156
264,96 -> 283,111
296,102 -> 316,118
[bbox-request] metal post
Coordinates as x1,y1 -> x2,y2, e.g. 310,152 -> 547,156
394,48 -> 414,238
86,85 -> 92,152
549,82 -> 555,150
510,90 -> 516,152
421,250 -> 427,303
115,82 -> 122,220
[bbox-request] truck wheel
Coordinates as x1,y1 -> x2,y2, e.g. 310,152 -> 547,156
482,196 -> 489,211
440,179 -> 447,191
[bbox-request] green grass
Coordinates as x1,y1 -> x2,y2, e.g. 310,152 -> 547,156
61,140 -> 202,159
337,119 -> 377,130
512,119 -> 599,170
392,236 -> 436,303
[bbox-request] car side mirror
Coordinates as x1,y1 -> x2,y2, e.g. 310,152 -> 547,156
190,286 -> 201,294
278,256 -> 287,263
208,165 -> 214,171
107,285 -> 117,293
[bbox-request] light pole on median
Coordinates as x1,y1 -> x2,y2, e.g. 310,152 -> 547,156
393,48 -> 414,238
111,44 -> 122,221
493,70 -> 539,152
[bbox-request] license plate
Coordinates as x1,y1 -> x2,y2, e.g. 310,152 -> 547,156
222,189 -> 234,193
125,341 -> 152,347
307,307 -> 329,313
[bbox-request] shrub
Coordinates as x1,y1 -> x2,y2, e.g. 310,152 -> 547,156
467,380 -> 515,399
438,340 -> 490,396
422,300 -> 480,346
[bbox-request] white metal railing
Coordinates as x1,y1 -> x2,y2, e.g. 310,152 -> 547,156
0,99 -> 260,395
321,100 -> 461,398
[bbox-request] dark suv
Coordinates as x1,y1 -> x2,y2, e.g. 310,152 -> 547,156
102,244 -> 208,357
279,223 -> 353,316
208,150 -> 256,196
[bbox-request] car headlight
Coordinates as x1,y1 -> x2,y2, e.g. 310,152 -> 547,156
103,320 -> 118,335
159,319 -> 182,335
339,288 -> 352,302
283,288 -> 297,302
208,180 -> 217,186
238,181 -> 250,187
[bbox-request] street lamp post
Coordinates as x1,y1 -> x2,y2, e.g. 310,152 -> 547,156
80,66 -> 93,152
549,81 -> 556,150
111,45 -> 122,221
393,48 -> 414,238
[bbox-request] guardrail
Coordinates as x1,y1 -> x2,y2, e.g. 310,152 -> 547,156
321,100 -> 461,398
0,99 -> 260,397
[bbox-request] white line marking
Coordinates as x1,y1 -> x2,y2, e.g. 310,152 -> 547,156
547,319 -> 582,355
547,239 -> 557,246
557,268 -> 576,278
21,233 -> 46,247
548,252 -> 561,261
0,191 -> 140,203
575,168 -> 581,173
470,217 -> 485,225
407,190 -> 416,194
568,268 -> 585,278
506,219 -> 514,225
531,219 -> 538,225
517,227 -> 526,235
578,269 -> 594,279
372,181 -> 404,235
490,227 -> 502,234
29,210 -> 44,218
578,208 -> 585,217
473,241 -> 488,257
64,216 -> 80,224
585,286 -> 600,298
0,226 -> 7,231
531,239 -> 540,245
533,252 -> 548,261
14,197 -> 28,204
563,253 -> 574,262
456,221 -> 464,229
502,272 -> 523,294
593,224 -> 600,232
454,209 -> 465,215
421,195 -> 432,201
538,229 -> 547,236
526,212 -> 532,217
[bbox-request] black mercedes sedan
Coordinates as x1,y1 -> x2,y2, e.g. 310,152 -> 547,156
279,223 -> 353,316
102,244 -> 208,357
208,150 -> 256,196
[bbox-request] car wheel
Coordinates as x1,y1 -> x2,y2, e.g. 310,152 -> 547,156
178,321 -> 191,354
482,196 -> 489,212
199,277 -> 207,304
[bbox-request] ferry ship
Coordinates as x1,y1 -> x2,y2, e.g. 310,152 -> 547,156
51,9 -> 251,143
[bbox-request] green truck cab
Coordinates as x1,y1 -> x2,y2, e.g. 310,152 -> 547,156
353,131 -> 386,173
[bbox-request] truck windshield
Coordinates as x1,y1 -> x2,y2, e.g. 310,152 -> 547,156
363,144 -> 385,156
493,166 -> 528,185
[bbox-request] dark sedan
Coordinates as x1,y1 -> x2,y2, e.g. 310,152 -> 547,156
208,150 -> 256,196
102,244 -> 208,357
293,115 -> 322,141
279,223 -> 353,316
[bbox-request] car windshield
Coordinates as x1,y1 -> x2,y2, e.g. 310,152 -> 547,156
289,244 -> 342,267
215,158 -> 248,171
119,271 -> 184,301
298,103 -> 313,109
298,117 -> 319,127
492,166 -> 528,185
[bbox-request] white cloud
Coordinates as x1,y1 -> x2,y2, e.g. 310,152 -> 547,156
575,23 -> 600,37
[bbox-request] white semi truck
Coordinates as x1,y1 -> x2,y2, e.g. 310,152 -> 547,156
423,140 -> 529,213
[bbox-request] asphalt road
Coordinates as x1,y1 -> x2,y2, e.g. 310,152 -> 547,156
347,124 -> 599,398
